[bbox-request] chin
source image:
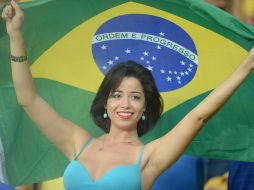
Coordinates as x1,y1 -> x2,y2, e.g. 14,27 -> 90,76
114,122 -> 138,130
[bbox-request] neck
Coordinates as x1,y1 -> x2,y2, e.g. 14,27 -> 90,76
98,131 -> 140,151
106,129 -> 139,143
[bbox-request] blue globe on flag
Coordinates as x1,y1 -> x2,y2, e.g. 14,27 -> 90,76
92,14 -> 198,92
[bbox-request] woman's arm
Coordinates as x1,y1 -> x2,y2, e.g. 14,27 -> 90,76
1,1 -> 90,159
143,48 -> 254,180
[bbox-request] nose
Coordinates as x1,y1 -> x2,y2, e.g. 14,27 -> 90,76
120,96 -> 130,108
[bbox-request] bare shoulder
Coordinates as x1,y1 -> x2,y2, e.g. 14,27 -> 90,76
142,139 -> 161,164
141,139 -> 162,189
141,139 -> 161,173
69,126 -> 92,159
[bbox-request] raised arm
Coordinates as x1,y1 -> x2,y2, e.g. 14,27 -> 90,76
143,48 -> 254,182
1,1 -> 90,159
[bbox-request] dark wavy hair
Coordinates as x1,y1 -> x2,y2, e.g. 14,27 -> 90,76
90,60 -> 164,137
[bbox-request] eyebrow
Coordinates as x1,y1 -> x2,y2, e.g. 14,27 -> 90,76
112,90 -> 143,94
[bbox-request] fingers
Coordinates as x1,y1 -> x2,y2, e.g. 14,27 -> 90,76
1,4 -> 13,22
10,0 -> 18,7
1,0 -> 23,22
10,0 -> 22,16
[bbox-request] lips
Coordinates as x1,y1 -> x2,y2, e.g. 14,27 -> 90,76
117,112 -> 133,120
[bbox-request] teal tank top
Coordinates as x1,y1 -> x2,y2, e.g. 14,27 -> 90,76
63,138 -> 144,190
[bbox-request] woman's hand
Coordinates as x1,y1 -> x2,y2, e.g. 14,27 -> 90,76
1,0 -> 24,37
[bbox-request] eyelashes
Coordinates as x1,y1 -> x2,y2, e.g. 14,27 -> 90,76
110,92 -> 142,101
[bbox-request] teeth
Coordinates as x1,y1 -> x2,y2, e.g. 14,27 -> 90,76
118,112 -> 132,116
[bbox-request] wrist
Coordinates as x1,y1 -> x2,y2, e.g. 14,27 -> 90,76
10,54 -> 28,62
9,30 -> 24,40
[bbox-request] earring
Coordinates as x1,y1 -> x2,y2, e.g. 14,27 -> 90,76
141,113 -> 146,121
103,111 -> 108,119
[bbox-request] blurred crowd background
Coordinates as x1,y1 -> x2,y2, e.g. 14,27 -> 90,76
206,0 -> 254,25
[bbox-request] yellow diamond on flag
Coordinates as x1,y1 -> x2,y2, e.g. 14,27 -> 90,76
31,2 -> 247,112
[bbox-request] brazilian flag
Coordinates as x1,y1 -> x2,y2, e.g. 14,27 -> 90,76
1,0 -> 254,186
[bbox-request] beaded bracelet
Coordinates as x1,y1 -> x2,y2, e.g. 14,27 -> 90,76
10,55 -> 28,62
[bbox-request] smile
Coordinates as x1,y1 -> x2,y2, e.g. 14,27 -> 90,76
117,112 -> 133,120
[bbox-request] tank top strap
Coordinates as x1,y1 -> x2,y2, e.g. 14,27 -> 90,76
74,137 -> 93,160
137,146 -> 145,165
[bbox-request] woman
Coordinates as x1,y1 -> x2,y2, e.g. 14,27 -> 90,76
2,1 -> 254,190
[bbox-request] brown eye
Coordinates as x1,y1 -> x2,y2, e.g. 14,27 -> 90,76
131,95 -> 141,101
111,93 -> 121,99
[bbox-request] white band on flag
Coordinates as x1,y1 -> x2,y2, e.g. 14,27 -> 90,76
92,32 -> 198,64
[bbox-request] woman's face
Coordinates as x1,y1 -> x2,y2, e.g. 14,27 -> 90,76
105,77 -> 146,131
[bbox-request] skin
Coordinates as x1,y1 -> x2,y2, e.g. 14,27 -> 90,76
15,185 -> 34,190
2,1 -> 254,189
106,77 -> 146,135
